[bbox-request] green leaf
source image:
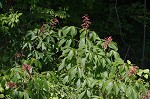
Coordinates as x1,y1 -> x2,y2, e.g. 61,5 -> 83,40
2,55 -> 9,62
0,85 -> 4,92
120,83 -> 126,93
58,39 -> 66,47
113,82 -> 119,96
82,80 -> 87,88
24,92 -> 30,99
113,51 -> 120,59
109,42 -> 118,51
63,76 -> 69,84
23,43 -> 28,49
80,29 -> 86,38
33,59 -> 42,69
62,26 -> 71,35
1,78 -> 6,87
19,92 -> 24,98
58,58 -> 66,71
37,41 -> 42,49
42,42 -> 46,50
137,70 -> 143,76
99,80 -> 104,88
91,80 -> 98,88
131,88 -> 137,99
70,67 -> 77,80
70,26 -> 77,37
66,63 -> 71,70
126,87 -> 132,97
87,90 -> 91,97
31,34 -> 37,40
78,67 -> 82,78
65,39 -> 72,47
87,39 -> 92,49
78,91 -> 86,99
105,80 -> 113,95
0,94 -> 4,98
127,60 -> 131,65
81,58 -> 86,66
62,49 -> 70,56
143,69 -> 149,73
76,79 -> 81,88
101,71 -> 108,78
119,66 -> 124,74
144,74 -> 148,79
101,58 -> 106,67
79,38 -> 85,48
68,50 -> 74,60
43,80 -> 49,91
0,2 -> 2,8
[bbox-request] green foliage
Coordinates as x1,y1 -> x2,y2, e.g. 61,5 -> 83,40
1,25 -> 149,98
0,12 -> 22,32
0,0 -> 150,99
57,26 -> 148,98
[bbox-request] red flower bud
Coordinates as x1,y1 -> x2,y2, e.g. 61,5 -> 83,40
7,82 -> 16,88
103,36 -> 112,49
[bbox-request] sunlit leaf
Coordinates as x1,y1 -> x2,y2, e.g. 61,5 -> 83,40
58,58 -> 66,71
113,82 -> 119,96
76,79 -> 81,88
63,76 -> 69,84
87,90 -> 91,97
78,91 -> 86,99
79,38 -> 85,48
70,26 -> 77,37
24,92 -> 30,99
68,50 -> 74,60
81,58 -> 86,66
144,74 -> 148,79
58,39 -> 66,47
143,69 -> 149,73
70,67 -> 77,80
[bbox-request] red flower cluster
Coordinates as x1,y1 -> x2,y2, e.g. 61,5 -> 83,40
50,18 -> 59,28
7,82 -> 16,88
128,66 -> 139,76
40,22 -> 46,33
22,64 -> 32,74
81,14 -> 91,29
103,36 -> 112,49
14,50 -> 25,59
